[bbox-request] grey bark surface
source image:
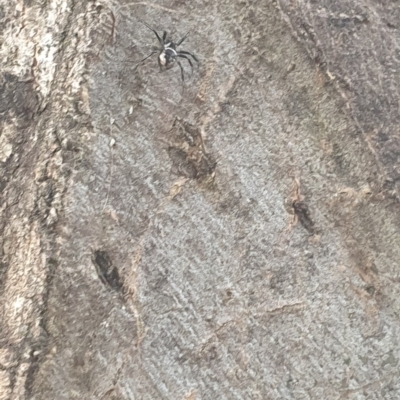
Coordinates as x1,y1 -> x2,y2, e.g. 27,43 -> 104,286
1,0 -> 400,399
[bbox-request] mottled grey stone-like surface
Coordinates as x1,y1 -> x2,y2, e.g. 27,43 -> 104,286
1,0 -> 400,399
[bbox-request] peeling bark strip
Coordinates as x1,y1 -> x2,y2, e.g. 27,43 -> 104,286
0,0 -> 109,399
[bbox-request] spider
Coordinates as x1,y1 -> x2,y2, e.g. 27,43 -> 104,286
136,20 -> 199,82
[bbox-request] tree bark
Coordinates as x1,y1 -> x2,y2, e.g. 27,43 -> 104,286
1,0 -> 400,399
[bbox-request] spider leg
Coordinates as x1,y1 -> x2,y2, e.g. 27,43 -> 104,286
177,54 -> 194,71
163,31 -> 167,42
140,20 -> 163,45
134,50 -> 158,70
176,32 -> 190,47
158,55 -> 163,71
176,59 -> 185,82
177,50 -> 198,63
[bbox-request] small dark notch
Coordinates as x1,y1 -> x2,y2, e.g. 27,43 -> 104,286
91,250 -> 123,291
293,200 -> 315,234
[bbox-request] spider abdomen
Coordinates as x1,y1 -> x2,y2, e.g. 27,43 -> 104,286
159,47 -> 177,68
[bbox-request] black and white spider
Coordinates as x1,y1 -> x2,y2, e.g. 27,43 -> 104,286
136,21 -> 199,82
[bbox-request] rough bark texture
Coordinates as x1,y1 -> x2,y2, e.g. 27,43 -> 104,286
1,0 -> 400,399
